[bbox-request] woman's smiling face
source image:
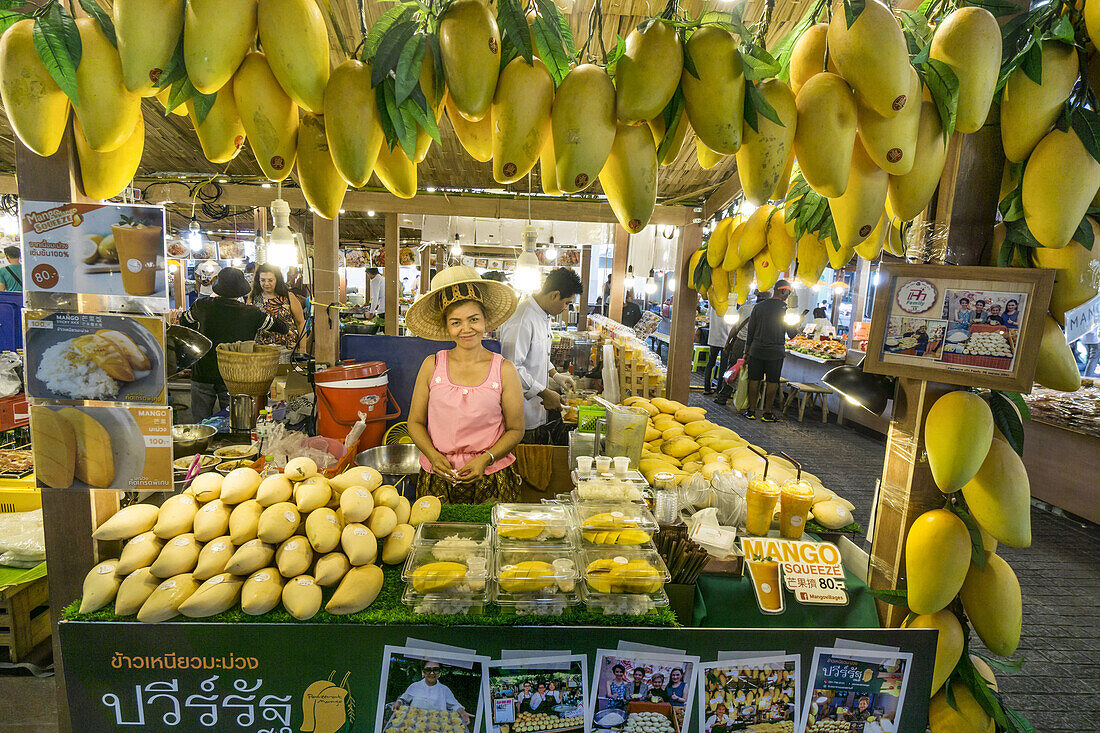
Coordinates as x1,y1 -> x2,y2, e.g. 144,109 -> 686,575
444,300 -> 486,345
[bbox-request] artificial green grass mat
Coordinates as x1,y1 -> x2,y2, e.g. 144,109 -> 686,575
62,503 -> 677,627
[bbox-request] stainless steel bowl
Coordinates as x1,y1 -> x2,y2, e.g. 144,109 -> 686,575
356,444 -> 424,498
172,423 -> 218,457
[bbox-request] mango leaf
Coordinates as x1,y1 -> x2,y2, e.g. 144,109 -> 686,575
497,0 -> 532,65
1004,218 -> 1043,248
375,79 -> 399,150
741,44 -> 781,82
1043,14 -> 1075,44
0,9 -> 24,35
394,33 -> 427,105
1074,214 -> 1094,251
427,33 -> 445,105
960,663 -> 1012,731
164,76 -> 195,115
680,28 -> 700,80
408,85 -> 442,145
866,587 -> 910,607
605,34 -> 627,79
1003,706 -> 1037,733
32,5 -> 81,106
899,10 -> 932,57
770,9 -> 819,83
78,0 -> 116,47
398,103 -> 420,159
961,0 -> 1018,17
372,20 -> 417,86
989,389 -> 1025,456
949,502 -> 988,571
532,15 -> 572,86
1070,107 -> 1100,167
701,8 -> 750,39
656,89 -> 685,163
364,3 -> 416,61
944,673 -> 958,710
1004,391 -> 1030,420
191,88 -> 217,126
996,239 -> 1016,268
154,35 -> 187,90
973,652 -> 1023,673
843,0 -> 867,29
1020,39 -> 1043,86
743,79 -> 782,133
919,58 -> 960,139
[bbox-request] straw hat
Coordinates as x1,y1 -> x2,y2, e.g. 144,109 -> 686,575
405,266 -> 518,340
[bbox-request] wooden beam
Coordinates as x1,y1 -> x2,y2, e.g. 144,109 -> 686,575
16,128 -> 119,733
419,244 -> 431,296
703,174 -> 742,219
385,212 -> 400,335
666,224 -> 702,402
312,213 -> 339,366
130,179 -> 697,226
608,226 -> 630,323
934,127 -> 1004,266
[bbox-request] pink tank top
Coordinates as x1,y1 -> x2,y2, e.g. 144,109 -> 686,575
418,350 -> 516,475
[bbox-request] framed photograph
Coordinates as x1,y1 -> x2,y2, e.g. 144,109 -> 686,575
486,655 -> 587,733
23,311 -> 166,404
589,650 -> 697,732
800,647 -> 913,733
376,645 -> 489,733
697,655 -> 801,733
864,264 -> 1054,391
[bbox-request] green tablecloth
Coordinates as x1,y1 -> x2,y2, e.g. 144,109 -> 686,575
0,561 -> 46,591
692,564 -> 880,628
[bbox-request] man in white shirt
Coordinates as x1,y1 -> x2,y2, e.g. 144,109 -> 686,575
703,299 -> 733,395
393,661 -> 471,725
367,267 -> 386,318
499,267 -> 584,444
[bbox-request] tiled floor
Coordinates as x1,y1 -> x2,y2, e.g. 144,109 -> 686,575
1,385 -> 1096,731
691,381 -> 1100,731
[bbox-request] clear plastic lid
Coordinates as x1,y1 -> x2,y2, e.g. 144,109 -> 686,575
574,476 -> 649,504
401,584 -> 487,615
412,522 -> 492,550
580,547 -> 670,594
580,584 -> 670,615
493,546 -> 579,597
490,585 -> 579,615
401,545 -> 491,596
573,503 -> 660,547
491,503 -> 573,544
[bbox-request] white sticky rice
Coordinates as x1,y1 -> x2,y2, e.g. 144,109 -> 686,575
37,341 -> 120,399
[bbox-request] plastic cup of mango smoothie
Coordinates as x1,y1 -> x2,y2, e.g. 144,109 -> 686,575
746,559 -> 783,614
745,475 -> 780,536
779,479 -> 816,540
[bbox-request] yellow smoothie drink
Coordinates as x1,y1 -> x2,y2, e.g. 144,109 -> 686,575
779,479 -> 816,540
745,476 -> 780,536
112,223 -> 163,296
747,559 -> 783,613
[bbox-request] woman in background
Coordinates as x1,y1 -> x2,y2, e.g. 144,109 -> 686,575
249,263 -> 305,350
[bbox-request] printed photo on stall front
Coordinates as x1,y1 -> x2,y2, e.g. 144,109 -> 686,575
698,655 -> 801,733
589,650 -> 696,733
486,654 -> 587,733
800,647 -> 912,733
376,646 -> 488,733
883,317 -> 946,361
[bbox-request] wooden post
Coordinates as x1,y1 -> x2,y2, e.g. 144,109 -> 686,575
170,261 -> 185,309
385,212 -> 400,335
580,244 -> 592,325
933,127 -> 1005,266
867,378 -> 954,626
608,226 -> 629,322
666,224 -> 702,402
312,213 -> 339,367
419,243 -> 431,296
16,132 -> 119,733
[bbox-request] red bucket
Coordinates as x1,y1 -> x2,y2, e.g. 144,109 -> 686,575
314,361 -> 401,454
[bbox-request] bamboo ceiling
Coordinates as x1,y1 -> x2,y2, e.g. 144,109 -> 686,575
0,0 -> 811,243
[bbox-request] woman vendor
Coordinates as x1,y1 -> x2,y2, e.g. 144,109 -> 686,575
405,266 -> 525,503
249,263 -> 306,350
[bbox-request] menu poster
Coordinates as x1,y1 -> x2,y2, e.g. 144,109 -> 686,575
20,200 -> 168,313
29,404 -> 173,492
800,647 -> 913,733
23,312 -> 166,404
864,264 -> 1054,392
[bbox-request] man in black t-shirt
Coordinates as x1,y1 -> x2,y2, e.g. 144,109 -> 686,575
741,280 -> 797,422
179,268 -> 288,420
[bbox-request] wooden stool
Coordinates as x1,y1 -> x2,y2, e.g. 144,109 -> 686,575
785,382 -> 834,423
692,345 -> 710,372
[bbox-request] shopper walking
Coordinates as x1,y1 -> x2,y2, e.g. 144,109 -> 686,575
703,299 -> 732,395
405,266 -> 525,503
1081,327 -> 1100,377
0,246 -> 21,292
498,267 -> 584,445
178,268 -> 289,421
714,291 -> 762,406
741,280 -> 797,422
249,263 -> 305,350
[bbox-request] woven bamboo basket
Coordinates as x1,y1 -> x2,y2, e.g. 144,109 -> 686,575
216,342 -> 280,397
